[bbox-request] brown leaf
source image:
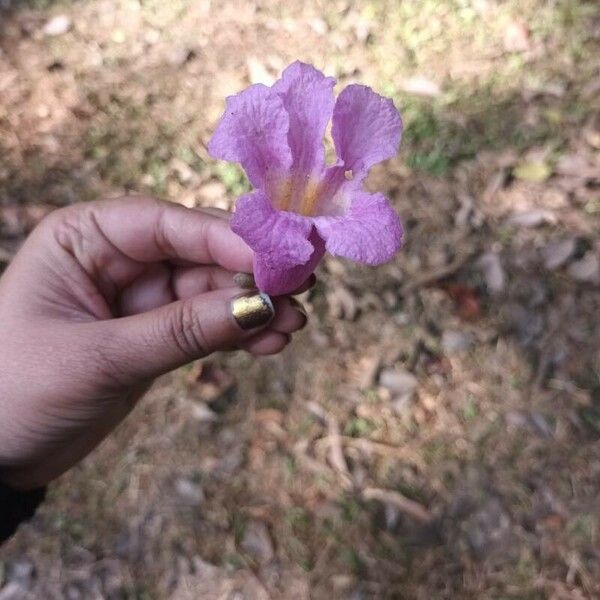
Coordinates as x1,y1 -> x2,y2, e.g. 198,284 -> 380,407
440,283 -> 481,320
503,19 -> 531,52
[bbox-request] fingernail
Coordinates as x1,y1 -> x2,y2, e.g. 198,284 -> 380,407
231,293 -> 274,330
233,272 -> 256,290
289,297 -> 308,320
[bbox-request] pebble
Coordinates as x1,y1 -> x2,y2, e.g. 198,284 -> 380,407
568,251 -> 600,283
442,330 -> 473,353
240,521 -> 274,565
542,238 -> 576,270
7,561 -> 34,590
378,368 -> 417,397
0,583 -> 27,600
175,477 -> 205,505
477,252 -> 506,294
43,15 -> 72,37
508,209 -> 555,228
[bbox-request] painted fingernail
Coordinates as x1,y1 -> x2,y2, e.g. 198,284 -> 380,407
233,272 -> 256,290
231,293 -> 274,330
289,297 -> 308,320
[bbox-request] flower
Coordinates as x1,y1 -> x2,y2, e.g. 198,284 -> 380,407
208,61 -> 403,295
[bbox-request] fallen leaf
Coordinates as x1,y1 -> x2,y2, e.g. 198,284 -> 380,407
503,19 -> 531,52
327,286 -> 358,320
513,161 -> 552,183
355,355 -> 381,389
440,283 -> 481,320
0,204 -> 54,237
555,153 -> 599,180
190,362 -> 236,403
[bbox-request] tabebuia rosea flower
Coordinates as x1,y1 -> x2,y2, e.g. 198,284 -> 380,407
208,61 -> 403,295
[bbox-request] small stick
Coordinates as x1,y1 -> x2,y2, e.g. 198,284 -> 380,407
361,487 -> 434,524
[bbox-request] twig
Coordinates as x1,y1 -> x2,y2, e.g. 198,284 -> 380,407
305,401 -> 353,489
401,252 -> 473,296
326,416 -> 353,488
361,487 -> 434,525
313,436 -> 425,469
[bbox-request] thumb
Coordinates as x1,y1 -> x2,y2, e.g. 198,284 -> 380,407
100,289 -> 274,381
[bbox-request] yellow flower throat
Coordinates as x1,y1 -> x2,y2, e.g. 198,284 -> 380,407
276,179 -> 321,217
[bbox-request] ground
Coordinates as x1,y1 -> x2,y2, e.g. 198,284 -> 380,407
0,0 -> 599,599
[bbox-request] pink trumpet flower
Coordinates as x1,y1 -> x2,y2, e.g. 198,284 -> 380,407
209,61 -> 404,295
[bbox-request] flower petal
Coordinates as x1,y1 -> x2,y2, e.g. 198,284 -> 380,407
314,192 -> 403,265
231,190 -> 315,272
208,84 -> 292,191
331,84 -> 402,177
272,61 -> 335,179
254,229 -> 326,295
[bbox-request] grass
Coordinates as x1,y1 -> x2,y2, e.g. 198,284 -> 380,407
366,0 -> 600,174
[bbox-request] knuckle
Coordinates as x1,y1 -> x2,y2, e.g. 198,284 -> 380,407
166,301 -> 211,360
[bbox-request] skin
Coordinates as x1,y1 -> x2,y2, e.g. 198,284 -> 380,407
0,197 -> 309,491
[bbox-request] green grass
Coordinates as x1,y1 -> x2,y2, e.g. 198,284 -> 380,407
368,0 -> 598,175
345,417 -> 375,438
214,162 -> 250,197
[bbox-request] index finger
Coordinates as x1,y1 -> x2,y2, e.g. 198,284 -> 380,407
81,196 -> 254,273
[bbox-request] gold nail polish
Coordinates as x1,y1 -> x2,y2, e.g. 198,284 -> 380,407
231,293 -> 274,330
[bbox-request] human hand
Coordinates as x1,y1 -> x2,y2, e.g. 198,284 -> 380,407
0,197 -> 309,490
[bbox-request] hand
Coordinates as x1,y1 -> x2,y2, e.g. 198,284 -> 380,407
0,197 -> 309,490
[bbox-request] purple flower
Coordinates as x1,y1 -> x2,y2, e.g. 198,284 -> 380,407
208,61 -> 403,295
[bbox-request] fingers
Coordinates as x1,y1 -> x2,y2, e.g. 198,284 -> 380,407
120,264 -> 245,316
171,265 -> 239,300
237,296 -> 307,356
98,288 -> 275,381
239,331 -> 291,355
60,196 -> 253,273
119,263 -> 174,315
269,297 -> 307,333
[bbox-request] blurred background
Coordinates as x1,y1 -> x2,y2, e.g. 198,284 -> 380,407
1,0 -> 599,598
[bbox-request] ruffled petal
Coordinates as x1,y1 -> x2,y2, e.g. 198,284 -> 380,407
208,84 -> 292,192
314,192 -> 403,265
231,191 -> 314,269
254,229 -> 326,295
272,61 -> 335,180
314,164 -> 351,216
331,84 -> 402,178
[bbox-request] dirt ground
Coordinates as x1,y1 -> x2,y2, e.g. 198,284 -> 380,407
1,0 -> 599,598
